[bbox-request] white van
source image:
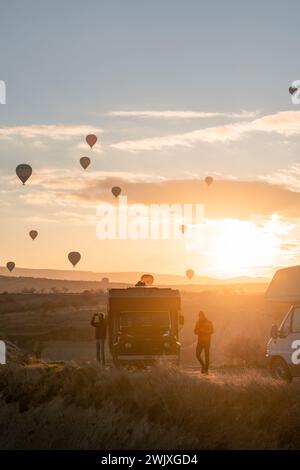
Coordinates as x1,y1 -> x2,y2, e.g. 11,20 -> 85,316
266,266 -> 300,381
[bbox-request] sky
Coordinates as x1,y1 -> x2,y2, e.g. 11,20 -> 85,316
1,0 -> 300,279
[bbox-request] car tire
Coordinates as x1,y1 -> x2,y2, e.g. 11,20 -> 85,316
270,357 -> 292,382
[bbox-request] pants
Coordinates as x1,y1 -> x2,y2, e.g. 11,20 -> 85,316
96,339 -> 105,365
196,340 -> 210,372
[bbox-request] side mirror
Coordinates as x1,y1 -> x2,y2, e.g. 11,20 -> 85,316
179,314 -> 184,326
271,324 -> 278,339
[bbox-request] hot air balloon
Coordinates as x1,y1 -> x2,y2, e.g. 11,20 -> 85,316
6,262 -> 15,272
204,176 -> 213,187
16,164 -> 32,185
111,186 -> 121,198
86,134 -> 97,149
29,230 -> 38,240
80,157 -> 91,170
141,273 -> 154,286
289,86 -> 298,95
180,224 -> 187,235
186,269 -> 194,280
68,251 -> 81,268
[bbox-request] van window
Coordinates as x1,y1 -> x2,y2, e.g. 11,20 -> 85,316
292,307 -> 300,333
120,311 -> 170,328
280,311 -> 291,337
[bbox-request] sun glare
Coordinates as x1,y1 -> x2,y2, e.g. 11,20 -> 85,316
203,219 -> 282,278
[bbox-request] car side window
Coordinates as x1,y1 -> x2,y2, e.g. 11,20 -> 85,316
280,312 -> 291,337
292,307 -> 300,333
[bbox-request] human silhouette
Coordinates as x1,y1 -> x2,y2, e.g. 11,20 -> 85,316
194,311 -> 214,374
90,312 -> 107,365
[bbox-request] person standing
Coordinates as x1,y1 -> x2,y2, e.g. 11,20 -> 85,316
194,311 -> 214,374
90,312 -> 107,366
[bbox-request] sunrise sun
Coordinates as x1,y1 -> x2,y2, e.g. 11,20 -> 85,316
205,219 -> 281,278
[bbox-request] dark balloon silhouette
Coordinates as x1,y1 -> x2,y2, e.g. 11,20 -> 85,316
289,86 -> 298,95
16,164 -> 32,185
80,157 -> 91,170
6,262 -> 15,272
68,251 -> 81,267
204,176 -> 213,187
180,224 -> 187,234
186,269 -> 194,280
29,230 -> 38,240
86,134 -> 97,148
111,186 -> 122,198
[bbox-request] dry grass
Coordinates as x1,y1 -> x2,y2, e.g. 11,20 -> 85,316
0,363 -> 299,450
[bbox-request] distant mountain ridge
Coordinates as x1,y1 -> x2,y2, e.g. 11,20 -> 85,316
0,267 -> 270,285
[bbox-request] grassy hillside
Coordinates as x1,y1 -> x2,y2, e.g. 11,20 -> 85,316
0,363 -> 299,450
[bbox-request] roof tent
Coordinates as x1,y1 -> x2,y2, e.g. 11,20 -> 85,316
265,266 -> 300,303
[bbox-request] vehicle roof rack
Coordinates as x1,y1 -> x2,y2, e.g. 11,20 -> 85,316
108,287 -> 180,297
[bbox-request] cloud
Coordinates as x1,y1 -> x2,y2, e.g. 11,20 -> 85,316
0,125 -> 103,141
111,125 -> 243,151
23,211 -> 96,226
17,170 -> 165,208
111,111 -> 300,151
90,179 -> 300,219
108,110 -> 258,119
19,174 -> 300,220
19,191 -> 71,207
27,169 -> 164,188
75,142 -> 103,154
278,243 -> 298,251
259,163 -> 300,192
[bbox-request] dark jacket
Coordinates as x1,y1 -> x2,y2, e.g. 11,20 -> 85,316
194,319 -> 214,342
91,316 -> 107,340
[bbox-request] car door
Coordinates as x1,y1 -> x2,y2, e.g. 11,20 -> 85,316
272,309 -> 293,365
289,307 -> 300,376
